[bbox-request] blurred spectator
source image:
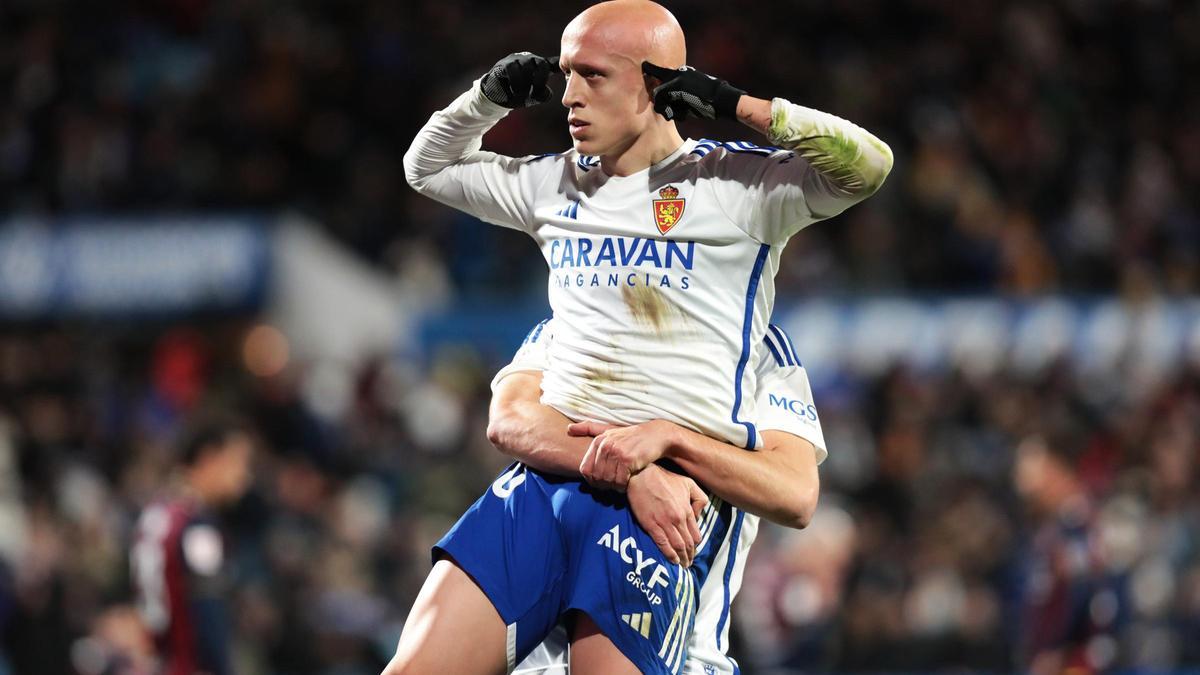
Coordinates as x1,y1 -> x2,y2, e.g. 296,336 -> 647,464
0,319 -> 1197,673
1,1 -> 1199,674
0,0 -> 1196,298
130,418 -> 254,675
72,606 -> 158,675
1012,434 -> 1102,673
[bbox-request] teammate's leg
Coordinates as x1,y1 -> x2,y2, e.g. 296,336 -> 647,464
382,558 -> 508,675
568,612 -> 641,675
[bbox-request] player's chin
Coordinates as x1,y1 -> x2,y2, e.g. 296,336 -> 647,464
570,132 -> 604,154
571,137 -> 595,154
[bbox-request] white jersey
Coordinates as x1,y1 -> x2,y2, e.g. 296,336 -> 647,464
405,79 -> 890,451
406,78 -> 888,674
495,318 -> 827,675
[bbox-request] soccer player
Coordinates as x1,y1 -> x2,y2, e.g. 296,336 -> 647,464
396,0 -> 891,672
489,318 -> 828,674
131,419 -> 255,675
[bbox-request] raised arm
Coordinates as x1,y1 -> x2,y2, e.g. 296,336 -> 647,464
642,61 -> 893,240
403,52 -> 561,231
736,94 -> 893,211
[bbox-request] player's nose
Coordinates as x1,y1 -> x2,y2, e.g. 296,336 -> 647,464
561,73 -> 584,109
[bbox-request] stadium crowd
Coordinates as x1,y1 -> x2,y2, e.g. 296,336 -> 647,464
2,317 -> 1199,674
1,0 -> 1199,674
1,0 -> 1197,296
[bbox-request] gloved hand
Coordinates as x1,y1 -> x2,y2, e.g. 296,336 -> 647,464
642,61 -> 746,122
481,52 -> 559,108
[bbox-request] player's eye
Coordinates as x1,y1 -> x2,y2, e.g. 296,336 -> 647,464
562,65 -> 603,80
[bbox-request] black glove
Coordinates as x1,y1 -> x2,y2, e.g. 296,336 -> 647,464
481,52 -> 559,108
642,61 -> 746,122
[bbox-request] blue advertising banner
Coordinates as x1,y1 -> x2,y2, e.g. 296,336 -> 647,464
0,217 -> 269,318
420,296 -> 1200,387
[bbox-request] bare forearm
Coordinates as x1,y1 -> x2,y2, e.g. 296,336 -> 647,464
487,400 -> 589,477
736,95 -> 775,135
664,427 -> 818,528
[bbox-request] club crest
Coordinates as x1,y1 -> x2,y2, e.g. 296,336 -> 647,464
652,185 -> 685,235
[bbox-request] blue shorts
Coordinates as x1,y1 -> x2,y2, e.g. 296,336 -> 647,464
434,463 -> 735,675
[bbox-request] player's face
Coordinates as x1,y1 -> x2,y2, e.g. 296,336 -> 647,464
213,433 -> 254,502
559,41 -> 656,157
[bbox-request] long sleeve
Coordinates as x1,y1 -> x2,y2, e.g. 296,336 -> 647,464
403,80 -> 559,233
766,98 -> 894,219
706,99 -> 893,245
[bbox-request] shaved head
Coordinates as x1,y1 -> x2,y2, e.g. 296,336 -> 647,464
558,0 -> 687,172
563,0 -> 685,70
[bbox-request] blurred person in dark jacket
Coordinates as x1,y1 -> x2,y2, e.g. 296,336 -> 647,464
130,419 -> 255,675
1013,433 -> 1106,674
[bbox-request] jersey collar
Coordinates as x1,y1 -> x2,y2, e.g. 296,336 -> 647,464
592,139 -> 697,187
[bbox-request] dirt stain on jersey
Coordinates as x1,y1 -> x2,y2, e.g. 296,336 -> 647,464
621,284 -> 673,335
581,361 -> 617,387
557,360 -> 626,415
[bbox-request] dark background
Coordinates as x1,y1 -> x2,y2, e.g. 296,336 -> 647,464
0,1 -> 1198,673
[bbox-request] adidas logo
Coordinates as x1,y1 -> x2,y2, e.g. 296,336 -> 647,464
555,201 -> 580,219
621,611 -> 652,638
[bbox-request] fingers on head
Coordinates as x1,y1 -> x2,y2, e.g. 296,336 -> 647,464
641,60 -> 676,79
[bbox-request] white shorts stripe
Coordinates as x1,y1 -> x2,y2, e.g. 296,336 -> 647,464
696,497 -> 724,554
665,573 -> 695,672
506,622 -> 518,674
659,566 -> 688,659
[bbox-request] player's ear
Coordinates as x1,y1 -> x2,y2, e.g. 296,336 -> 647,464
640,65 -> 659,101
